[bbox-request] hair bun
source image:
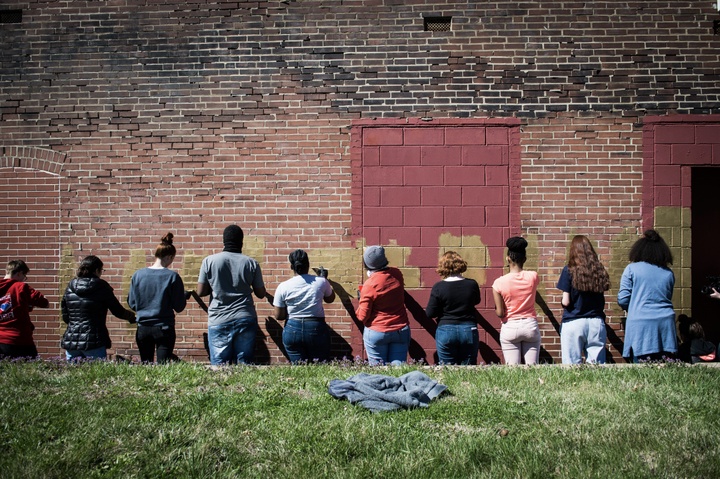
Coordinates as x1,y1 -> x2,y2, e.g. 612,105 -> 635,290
161,232 -> 174,246
506,236 -> 528,252
643,229 -> 659,242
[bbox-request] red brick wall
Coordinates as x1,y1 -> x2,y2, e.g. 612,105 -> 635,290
1,1 -> 719,362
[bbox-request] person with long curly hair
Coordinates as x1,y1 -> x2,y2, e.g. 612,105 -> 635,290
556,235 -> 610,364
617,229 -> 677,362
128,233 -> 187,363
492,237 -> 541,365
425,251 -> 481,365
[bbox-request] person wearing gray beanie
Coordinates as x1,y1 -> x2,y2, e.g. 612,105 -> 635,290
356,245 -> 410,365
363,245 -> 389,271
491,236 -> 541,365
196,225 -> 267,365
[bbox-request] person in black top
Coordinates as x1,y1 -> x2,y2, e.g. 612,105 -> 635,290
425,251 -> 481,365
61,255 -> 136,360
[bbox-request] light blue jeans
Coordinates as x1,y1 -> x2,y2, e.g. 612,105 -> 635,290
363,325 -> 411,366
65,346 -> 107,361
560,317 -> 607,364
208,317 -> 257,365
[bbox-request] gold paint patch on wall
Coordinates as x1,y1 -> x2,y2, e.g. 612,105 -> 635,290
608,227 -> 642,316
57,244 -> 76,328
438,232 -> 490,287
654,205 -> 690,316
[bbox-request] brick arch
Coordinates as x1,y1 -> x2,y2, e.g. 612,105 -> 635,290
0,146 -> 66,175
0,146 -> 66,356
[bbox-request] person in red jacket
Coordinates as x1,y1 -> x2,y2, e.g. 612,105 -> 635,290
356,246 -> 410,365
0,260 -> 49,359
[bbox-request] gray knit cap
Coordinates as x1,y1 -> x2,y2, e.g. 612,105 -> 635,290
363,245 -> 389,270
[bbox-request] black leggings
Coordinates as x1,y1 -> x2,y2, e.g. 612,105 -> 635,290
136,325 -> 176,363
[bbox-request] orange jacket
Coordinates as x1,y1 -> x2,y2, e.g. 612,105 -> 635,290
356,267 -> 409,332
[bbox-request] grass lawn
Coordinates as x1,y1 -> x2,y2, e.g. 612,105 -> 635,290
1,359 -> 718,478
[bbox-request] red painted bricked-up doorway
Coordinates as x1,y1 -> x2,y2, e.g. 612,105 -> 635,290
351,118 -> 521,364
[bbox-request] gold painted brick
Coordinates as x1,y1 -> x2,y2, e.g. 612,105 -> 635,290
464,267 -> 487,286
438,232 -> 462,247
401,267 -> 421,288
456,247 -> 487,268
654,206 -> 683,228
384,246 -> 408,268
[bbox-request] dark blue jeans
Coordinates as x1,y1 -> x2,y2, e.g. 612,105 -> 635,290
282,319 -> 330,364
435,323 -> 479,365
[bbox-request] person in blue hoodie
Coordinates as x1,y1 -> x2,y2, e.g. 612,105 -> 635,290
128,233 -> 187,363
617,229 -> 677,362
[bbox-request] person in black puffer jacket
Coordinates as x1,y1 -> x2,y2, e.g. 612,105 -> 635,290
61,255 -> 136,360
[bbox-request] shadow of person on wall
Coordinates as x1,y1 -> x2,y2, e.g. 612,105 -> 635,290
264,315 -> 289,362
404,291 -> 435,364
475,309 -> 502,364
535,291 -> 558,364
327,280 -> 359,360
604,320 -> 623,364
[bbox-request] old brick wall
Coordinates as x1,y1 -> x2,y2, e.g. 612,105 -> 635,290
1,1 -> 719,362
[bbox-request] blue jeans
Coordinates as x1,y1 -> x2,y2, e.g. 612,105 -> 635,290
363,325 -> 410,366
207,317 -> 257,365
560,317 -> 606,364
282,319 -> 330,364
435,323 -> 479,365
65,346 -> 107,361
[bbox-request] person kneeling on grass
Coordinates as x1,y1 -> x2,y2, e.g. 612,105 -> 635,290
556,235 -> 610,365
0,260 -> 49,359
128,233 -> 187,363
425,251 -> 481,365
272,249 -> 336,364
356,246 -> 411,366
492,237 -> 541,365
61,255 -> 136,360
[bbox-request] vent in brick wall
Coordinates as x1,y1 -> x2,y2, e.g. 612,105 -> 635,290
424,16 -> 451,32
0,10 -> 22,23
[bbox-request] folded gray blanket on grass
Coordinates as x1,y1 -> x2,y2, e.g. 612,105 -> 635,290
328,371 -> 447,412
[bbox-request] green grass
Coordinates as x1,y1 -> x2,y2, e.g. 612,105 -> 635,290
1,360 -> 718,479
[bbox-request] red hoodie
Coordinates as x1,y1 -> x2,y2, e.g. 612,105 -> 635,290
0,279 -> 49,346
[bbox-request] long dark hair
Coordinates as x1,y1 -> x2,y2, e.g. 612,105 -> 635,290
567,235 -> 610,293
77,255 -> 103,278
628,229 -> 673,267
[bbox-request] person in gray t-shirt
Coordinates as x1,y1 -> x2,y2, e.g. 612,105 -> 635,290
197,225 -> 266,365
